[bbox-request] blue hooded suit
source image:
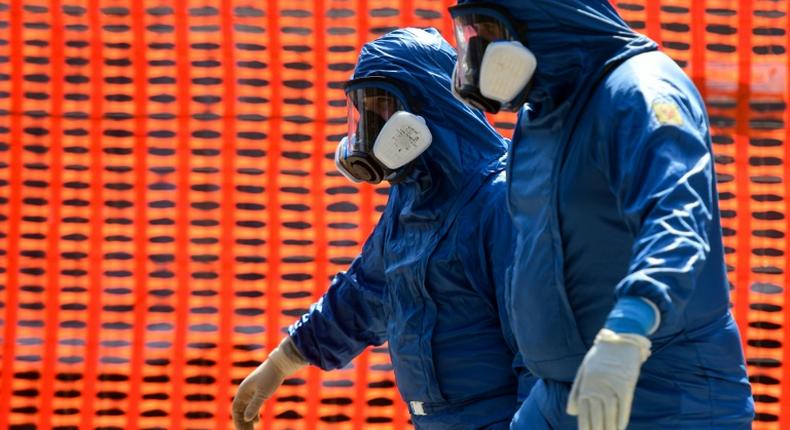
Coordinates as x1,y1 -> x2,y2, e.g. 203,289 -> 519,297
462,1 -> 754,428
289,28 -> 533,429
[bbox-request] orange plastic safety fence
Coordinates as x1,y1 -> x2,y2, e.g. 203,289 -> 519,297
0,1 -> 785,429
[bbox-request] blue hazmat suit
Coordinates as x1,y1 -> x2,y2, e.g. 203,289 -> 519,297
289,28 -> 534,429
458,1 -> 755,428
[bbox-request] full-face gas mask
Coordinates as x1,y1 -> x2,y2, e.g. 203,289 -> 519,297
449,2 -> 536,113
335,77 -> 432,184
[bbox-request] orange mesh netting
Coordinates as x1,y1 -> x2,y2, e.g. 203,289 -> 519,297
0,1 -> 786,429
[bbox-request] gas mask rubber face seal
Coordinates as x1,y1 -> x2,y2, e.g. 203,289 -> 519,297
335,77 -> 432,184
448,3 -> 536,114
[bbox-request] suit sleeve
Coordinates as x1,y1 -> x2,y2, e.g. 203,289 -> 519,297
605,89 -> 717,333
288,223 -> 388,370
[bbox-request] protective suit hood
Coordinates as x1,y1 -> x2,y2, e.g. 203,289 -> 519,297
352,27 -> 507,216
458,0 -> 657,118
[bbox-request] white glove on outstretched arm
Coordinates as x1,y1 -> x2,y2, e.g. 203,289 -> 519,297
566,329 -> 651,430
232,337 -> 308,430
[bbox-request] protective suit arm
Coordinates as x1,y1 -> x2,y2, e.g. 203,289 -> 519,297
289,224 -> 388,370
607,93 -> 714,334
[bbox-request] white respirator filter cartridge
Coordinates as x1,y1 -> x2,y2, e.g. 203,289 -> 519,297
479,41 -> 537,104
372,111 -> 432,170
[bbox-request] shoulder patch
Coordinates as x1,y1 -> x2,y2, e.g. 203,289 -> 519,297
652,100 -> 683,126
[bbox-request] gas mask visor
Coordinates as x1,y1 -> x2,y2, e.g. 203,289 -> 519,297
336,77 -> 432,184
449,3 -> 536,114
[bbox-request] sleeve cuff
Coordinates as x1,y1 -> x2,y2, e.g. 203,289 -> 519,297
605,296 -> 661,336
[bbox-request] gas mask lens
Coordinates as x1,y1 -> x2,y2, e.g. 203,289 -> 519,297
347,87 -> 404,154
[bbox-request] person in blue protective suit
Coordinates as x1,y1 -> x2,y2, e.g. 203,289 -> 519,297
447,1 -> 754,430
231,27 -> 534,430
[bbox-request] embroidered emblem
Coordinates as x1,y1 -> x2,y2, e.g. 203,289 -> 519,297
652,100 -> 684,126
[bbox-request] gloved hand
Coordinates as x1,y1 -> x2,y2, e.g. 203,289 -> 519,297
232,337 -> 308,430
566,329 -> 651,430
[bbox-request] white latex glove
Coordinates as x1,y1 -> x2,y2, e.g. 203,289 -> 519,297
566,329 -> 651,430
232,337 -> 308,430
